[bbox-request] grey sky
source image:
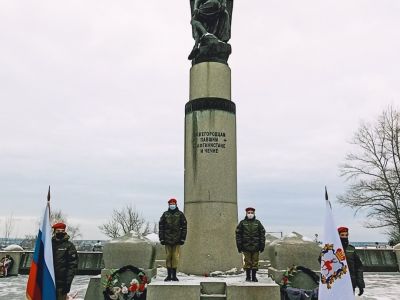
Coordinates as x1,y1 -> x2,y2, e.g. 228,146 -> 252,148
0,1 -> 399,241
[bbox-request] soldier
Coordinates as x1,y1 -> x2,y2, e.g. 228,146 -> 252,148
159,198 -> 187,281
235,207 -> 266,282
52,222 -> 78,300
338,226 -> 365,296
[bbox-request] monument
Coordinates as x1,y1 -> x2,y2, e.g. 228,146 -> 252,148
179,0 -> 242,275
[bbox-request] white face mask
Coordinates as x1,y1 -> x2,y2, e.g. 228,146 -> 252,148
247,213 -> 255,219
169,204 -> 176,210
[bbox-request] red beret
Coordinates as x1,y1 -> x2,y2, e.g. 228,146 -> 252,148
245,207 -> 255,212
52,222 -> 66,230
168,198 -> 177,204
337,226 -> 349,233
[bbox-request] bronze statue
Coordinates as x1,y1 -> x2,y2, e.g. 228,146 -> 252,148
189,0 -> 233,64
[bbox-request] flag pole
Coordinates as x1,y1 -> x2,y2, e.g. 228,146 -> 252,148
325,186 -> 331,209
47,186 -> 51,218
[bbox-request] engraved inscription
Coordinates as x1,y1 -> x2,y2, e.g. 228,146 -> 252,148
194,131 -> 227,154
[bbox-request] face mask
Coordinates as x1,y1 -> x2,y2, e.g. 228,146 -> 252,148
340,237 -> 349,248
247,213 -> 255,219
55,232 -> 66,239
169,204 -> 176,210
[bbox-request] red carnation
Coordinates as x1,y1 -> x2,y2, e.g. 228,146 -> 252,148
129,283 -> 138,292
138,283 -> 146,292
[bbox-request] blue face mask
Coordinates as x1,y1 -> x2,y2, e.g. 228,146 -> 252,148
169,205 -> 176,210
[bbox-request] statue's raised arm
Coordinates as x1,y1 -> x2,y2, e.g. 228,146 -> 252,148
188,0 -> 233,65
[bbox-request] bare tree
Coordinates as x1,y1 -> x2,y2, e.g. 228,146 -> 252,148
99,204 -> 150,238
152,221 -> 159,234
99,219 -> 120,239
50,209 -> 82,240
3,213 -> 15,241
20,234 -> 37,250
339,106 -> 400,243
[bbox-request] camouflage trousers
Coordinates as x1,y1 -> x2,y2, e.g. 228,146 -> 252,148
165,245 -> 181,269
243,251 -> 259,270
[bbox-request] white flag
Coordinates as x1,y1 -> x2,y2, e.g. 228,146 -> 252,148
318,188 -> 354,300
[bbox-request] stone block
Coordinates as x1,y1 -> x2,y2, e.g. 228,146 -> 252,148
102,232 -> 156,270
84,276 -> 103,300
1,251 -> 23,276
146,282 -> 201,300
259,234 -> 279,261
155,242 -> 166,260
226,282 -> 280,300
190,62 -> 231,100
267,232 -> 320,271
200,281 -> 226,294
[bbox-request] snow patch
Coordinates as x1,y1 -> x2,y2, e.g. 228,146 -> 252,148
145,233 -> 159,243
2,244 -> 23,251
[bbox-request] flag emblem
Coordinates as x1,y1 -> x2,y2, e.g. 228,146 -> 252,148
320,243 -> 348,289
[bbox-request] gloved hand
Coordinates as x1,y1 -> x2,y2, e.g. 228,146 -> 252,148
179,240 -> 185,245
260,247 -> 265,253
160,240 -> 165,245
358,288 -> 364,296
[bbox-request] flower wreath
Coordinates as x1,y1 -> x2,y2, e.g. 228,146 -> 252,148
0,255 -> 14,277
103,265 -> 148,300
280,265 -> 319,288
280,265 -> 297,287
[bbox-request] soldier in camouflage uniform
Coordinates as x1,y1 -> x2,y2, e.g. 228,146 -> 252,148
235,207 -> 266,282
52,222 -> 78,300
338,226 -> 365,296
159,198 -> 187,281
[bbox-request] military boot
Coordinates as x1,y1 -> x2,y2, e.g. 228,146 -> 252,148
245,269 -> 251,282
251,269 -> 258,282
164,268 -> 172,281
171,268 -> 179,281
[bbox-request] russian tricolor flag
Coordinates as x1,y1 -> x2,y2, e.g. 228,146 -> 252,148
26,189 -> 56,300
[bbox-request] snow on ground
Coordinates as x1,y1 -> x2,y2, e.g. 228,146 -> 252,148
152,267 -> 276,286
0,271 -> 399,299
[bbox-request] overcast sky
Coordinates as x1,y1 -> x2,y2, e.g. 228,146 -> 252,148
1,1 -> 399,241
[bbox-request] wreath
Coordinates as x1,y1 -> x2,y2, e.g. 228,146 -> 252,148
103,265 -> 148,300
280,265 -> 319,288
279,265 -> 320,300
0,255 -> 14,277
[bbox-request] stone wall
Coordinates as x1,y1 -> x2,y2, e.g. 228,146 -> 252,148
356,248 -> 398,271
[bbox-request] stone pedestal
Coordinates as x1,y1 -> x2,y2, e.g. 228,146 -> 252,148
180,62 -> 242,275
259,234 -> 279,262
0,250 -> 23,276
147,281 -> 280,300
267,232 -> 321,284
147,282 -> 201,300
226,283 -> 280,300
85,232 -> 156,300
